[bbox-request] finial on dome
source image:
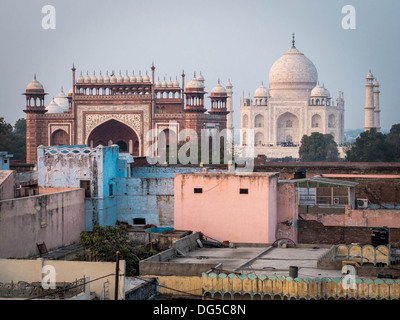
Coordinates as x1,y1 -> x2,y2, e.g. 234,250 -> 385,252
218,78 -> 220,84
34,73 -> 37,80
292,32 -> 295,47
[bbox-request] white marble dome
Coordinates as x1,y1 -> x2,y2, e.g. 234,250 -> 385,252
310,84 -> 330,98
54,88 -> 69,111
254,84 -> 268,97
45,99 -> 64,113
143,73 -> 150,82
269,46 -> 318,89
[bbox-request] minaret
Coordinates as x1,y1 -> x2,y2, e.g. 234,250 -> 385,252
226,80 -> 234,144
373,79 -> 381,131
23,74 -> 48,163
364,70 -> 375,131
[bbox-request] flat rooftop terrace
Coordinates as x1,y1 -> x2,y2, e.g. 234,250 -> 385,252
170,245 -> 346,278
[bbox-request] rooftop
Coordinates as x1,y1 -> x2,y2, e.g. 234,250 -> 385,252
168,244 -> 345,279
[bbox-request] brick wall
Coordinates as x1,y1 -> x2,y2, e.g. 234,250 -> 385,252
298,220 -> 370,245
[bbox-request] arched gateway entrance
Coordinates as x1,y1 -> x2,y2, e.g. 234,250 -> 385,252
87,119 -> 140,156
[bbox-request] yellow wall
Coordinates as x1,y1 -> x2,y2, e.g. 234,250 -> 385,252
142,275 -> 203,298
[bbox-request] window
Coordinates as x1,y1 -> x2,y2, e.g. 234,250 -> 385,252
194,188 -> 203,194
240,188 -> 248,194
4,159 -> 8,164
133,218 -> 146,225
80,180 -> 91,198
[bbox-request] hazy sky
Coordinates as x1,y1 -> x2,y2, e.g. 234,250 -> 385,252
1,0 -> 399,131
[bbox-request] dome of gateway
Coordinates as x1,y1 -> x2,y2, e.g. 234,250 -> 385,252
269,44 -> 318,90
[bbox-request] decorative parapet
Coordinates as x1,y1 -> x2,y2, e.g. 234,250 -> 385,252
39,145 -> 100,157
0,277 -> 86,299
334,244 -> 391,266
201,271 -> 400,300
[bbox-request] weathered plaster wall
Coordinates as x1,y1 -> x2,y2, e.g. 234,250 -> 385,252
115,177 -> 174,227
300,207 -> 400,228
276,181 -> 299,242
0,188 -> 85,258
0,170 -> 15,200
37,145 -> 122,231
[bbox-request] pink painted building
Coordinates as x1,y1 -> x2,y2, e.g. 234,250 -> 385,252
174,172 -> 298,244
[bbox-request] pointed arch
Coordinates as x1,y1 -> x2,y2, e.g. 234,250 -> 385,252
87,119 -> 140,156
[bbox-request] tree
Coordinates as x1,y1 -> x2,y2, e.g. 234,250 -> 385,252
299,132 -> 339,162
345,128 -> 390,162
79,224 -> 157,275
0,117 -> 26,162
385,124 -> 400,161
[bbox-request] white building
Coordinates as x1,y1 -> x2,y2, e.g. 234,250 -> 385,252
239,36 -> 345,159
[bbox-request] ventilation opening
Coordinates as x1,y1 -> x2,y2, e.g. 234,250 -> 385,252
240,188 -> 249,194
194,188 -> 203,194
133,218 -> 146,225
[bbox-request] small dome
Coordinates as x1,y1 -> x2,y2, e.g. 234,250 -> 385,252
84,72 -> 91,83
173,78 -> 180,87
226,80 -> 233,88
77,72 -> 84,83
143,72 -> 150,82
211,82 -> 226,94
97,72 -> 104,83
161,78 -> 167,87
110,73 -> 117,83
155,78 -> 161,87
124,72 -> 130,83
373,79 -> 379,87
185,77 -> 203,89
197,73 -> 205,82
167,78 -> 173,87
91,72 -> 97,83
137,72 -> 143,82
104,72 -> 110,83
68,87 -> 73,96
366,71 -> 374,80
54,88 -> 69,112
117,72 -> 124,82
310,84 -> 330,98
45,99 -> 64,114
26,77 -> 44,91
130,72 -> 137,82
254,84 -> 268,98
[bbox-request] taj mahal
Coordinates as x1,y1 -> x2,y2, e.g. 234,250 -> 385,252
239,35 -> 348,159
